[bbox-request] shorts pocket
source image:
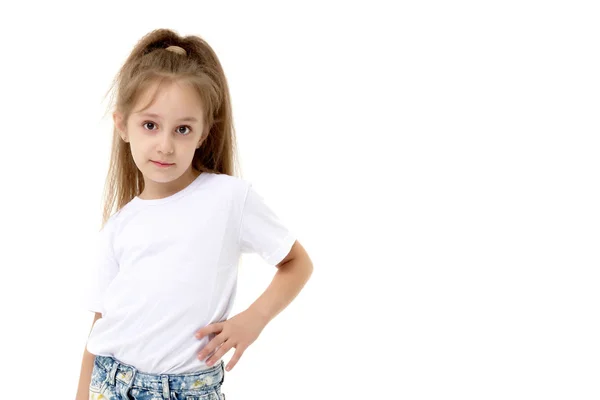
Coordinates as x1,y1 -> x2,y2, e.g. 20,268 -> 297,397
185,388 -> 221,400
89,359 -> 109,394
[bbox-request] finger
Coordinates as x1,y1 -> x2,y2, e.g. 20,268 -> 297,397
206,341 -> 233,366
195,322 -> 223,339
225,346 -> 245,371
198,334 -> 227,360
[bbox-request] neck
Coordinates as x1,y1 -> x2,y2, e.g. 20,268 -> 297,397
139,168 -> 200,200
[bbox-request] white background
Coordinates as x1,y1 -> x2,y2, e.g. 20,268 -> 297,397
0,1 -> 598,399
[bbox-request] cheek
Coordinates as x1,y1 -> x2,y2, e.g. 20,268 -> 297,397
185,146 -> 199,161
127,142 -> 148,165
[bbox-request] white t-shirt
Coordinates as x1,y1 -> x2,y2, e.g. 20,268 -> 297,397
83,172 -> 296,374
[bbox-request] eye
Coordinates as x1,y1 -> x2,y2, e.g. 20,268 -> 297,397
142,121 -> 157,131
176,125 -> 192,136
142,121 -> 192,136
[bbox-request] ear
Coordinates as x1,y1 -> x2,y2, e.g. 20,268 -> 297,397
113,111 -> 129,142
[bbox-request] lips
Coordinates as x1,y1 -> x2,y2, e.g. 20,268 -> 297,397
152,160 -> 174,166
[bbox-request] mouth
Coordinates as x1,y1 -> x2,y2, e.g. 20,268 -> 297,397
151,160 -> 175,167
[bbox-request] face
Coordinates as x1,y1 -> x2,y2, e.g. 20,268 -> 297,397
113,79 -> 207,197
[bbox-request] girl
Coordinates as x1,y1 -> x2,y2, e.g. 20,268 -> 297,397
76,28 -> 314,400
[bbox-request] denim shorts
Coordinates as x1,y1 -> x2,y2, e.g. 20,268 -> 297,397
89,354 -> 226,400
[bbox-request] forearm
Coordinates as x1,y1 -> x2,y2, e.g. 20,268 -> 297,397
77,313 -> 101,399
76,347 -> 96,400
247,256 -> 313,324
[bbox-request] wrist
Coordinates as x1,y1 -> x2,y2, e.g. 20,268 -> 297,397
247,304 -> 272,326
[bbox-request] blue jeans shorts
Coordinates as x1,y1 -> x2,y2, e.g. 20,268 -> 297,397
89,355 -> 226,400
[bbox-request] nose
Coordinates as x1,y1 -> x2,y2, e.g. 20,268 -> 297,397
157,131 -> 174,155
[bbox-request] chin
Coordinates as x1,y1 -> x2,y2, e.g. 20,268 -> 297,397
147,173 -> 178,184
143,167 -> 179,182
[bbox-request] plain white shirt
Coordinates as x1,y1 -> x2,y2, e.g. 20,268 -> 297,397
83,172 -> 296,374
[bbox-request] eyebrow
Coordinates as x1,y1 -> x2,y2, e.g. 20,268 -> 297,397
138,112 -> 199,123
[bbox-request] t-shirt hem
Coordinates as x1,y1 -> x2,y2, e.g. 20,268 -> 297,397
85,301 -> 104,315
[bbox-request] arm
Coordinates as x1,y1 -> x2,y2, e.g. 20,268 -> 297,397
75,312 -> 102,400
247,240 -> 314,325
195,240 -> 313,370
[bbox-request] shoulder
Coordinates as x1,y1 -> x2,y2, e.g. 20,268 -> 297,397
209,172 -> 248,186
100,203 -> 130,236
206,172 -> 252,197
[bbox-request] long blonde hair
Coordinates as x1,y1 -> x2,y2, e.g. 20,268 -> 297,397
99,28 -> 242,228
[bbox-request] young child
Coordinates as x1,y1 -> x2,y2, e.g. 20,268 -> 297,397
76,28 -> 313,400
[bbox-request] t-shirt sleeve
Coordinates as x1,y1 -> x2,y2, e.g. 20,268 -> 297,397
84,222 -> 119,315
239,184 -> 296,266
